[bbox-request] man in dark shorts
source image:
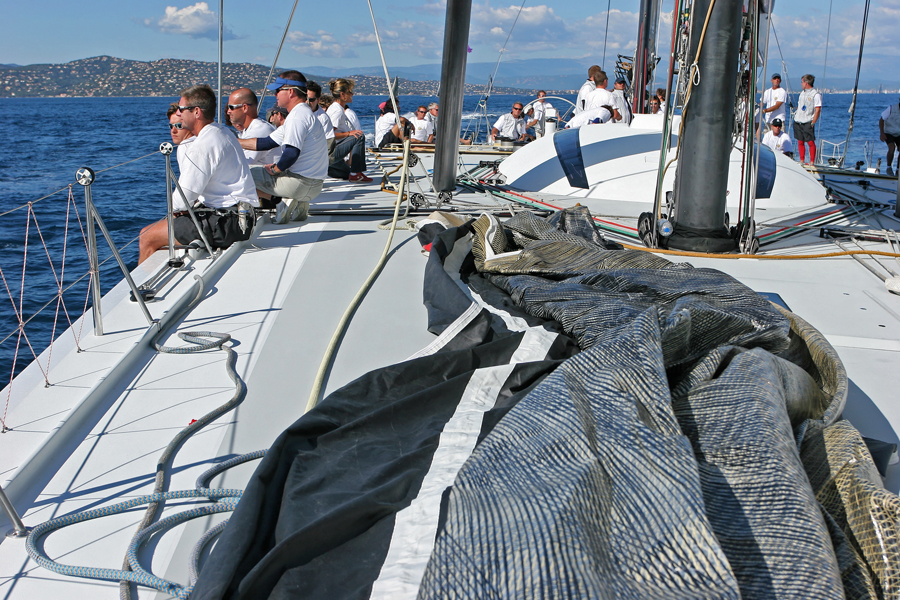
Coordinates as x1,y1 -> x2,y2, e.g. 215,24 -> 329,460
139,84 -> 259,264
793,74 -> 822,165
879,98 -> 900,173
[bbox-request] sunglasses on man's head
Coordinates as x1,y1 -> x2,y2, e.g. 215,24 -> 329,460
169,122 -> 184,130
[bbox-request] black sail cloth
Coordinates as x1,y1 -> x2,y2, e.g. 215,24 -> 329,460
193,207 -> 898,600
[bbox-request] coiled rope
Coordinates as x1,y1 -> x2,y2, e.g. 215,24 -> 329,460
25,275 -> 267,599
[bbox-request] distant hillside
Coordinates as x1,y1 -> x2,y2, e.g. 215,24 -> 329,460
0,56 -> 542,98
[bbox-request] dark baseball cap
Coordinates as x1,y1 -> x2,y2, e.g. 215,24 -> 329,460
771,73 -> 782,80
771,118 -> 783,127
615,77 -> 626,84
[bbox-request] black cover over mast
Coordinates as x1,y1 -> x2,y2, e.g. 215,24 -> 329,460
433,0 -> 473,194
667,0 -> 744,252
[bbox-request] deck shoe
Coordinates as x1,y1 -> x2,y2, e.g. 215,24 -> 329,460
274,200 -> 292,224
349,173 -> 373,183
290,200 -> 309,222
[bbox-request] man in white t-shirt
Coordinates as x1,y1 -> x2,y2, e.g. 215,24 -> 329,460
575,65 -> 601,114
491,103 -> 528,142
793,73 -> 822,165
761,73 -> 787,129
238,71 -> 328,224
139,84 -> 259,263
526,91 -> 553,138
409,105 -> 435,143
565,106 -> 613,129
306,81 -> 335,154
585,71 -> 621,122
611,77 -> 632,125
762,118 -> 793,156
227,87 -> 281,166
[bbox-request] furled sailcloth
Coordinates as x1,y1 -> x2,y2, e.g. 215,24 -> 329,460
193,207 -> 898,600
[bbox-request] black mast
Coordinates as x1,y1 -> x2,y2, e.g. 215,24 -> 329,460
666,0 -> 744,252
433,0 -> 472,195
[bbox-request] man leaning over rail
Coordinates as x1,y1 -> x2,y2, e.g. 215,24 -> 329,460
138,85 -> 259,264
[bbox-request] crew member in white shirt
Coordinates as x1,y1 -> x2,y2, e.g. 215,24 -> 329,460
762,118 -> 793,156
306,81 -> 335,154
762,73 -> 787,130
139,85 -> 259,263
879,97 -> 900,172
238,71 -> 328,224
227,87 -> 281,166
611,77 -> 632,125
491,103 -> 528,142
410,105 -> 434,143
375,102 -> 412,148
793,73 -> 822,165
327,78 -> 371,182
575,65 -> 601,114
585,71 -> 621,122
526,90 -> 553,138
565,106 -> 613,129
267,106 -> 287,128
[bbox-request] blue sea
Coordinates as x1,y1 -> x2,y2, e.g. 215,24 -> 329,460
0,92 -> 894,387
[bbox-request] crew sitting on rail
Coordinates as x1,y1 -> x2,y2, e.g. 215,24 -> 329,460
139,85 -> 259,264
237,70 -> 328,225
375,102 -> 413,148
564,105 -> 614,129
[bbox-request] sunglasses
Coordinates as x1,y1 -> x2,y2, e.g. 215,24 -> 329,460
176,105 -> 198,112
417,109 -> 426,114
169,122 -> 184,130
512,107 -> 523,111
226,103 -> 246,110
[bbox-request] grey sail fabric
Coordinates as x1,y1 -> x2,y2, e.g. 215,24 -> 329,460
418,208 -> 898,599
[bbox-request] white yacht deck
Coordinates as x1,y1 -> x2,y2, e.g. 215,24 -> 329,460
1,151 -> 899,598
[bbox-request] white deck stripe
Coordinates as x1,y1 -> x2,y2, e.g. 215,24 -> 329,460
369,326 -> 558,599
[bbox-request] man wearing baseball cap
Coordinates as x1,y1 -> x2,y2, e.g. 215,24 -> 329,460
762,73 -> 787,129
762,117 -> 793,156
611,77 -> 632,125
238,70 -> 328,224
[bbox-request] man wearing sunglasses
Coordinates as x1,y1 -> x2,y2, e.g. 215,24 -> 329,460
491,103 -> 528,143
238,70 -> 328,224
410,105 -> 434,143
306,81 -> 335,154
139,84 -> 259,264
227,87 -> 280,167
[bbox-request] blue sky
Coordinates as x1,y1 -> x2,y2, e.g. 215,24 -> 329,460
2,0 -> 898,86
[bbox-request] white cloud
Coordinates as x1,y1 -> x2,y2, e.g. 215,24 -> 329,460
150,3 -> 237,40
288,21 -> 444,59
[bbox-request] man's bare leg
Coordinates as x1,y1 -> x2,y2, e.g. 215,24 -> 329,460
138,219 -> 171,264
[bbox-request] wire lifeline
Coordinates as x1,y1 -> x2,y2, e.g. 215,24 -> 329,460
619,242 -> 900,260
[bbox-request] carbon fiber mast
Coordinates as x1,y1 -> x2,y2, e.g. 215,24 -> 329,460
665,0 -> 744,253
433,0 -> 472,196
631,0 -> 662,114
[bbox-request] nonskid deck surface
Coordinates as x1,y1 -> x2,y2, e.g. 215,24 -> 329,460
1,151 -> 899,598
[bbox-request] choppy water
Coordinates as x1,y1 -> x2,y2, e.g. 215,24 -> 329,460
0,92 -> 893,386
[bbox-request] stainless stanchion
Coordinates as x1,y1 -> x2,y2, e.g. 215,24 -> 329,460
160,143 -> 185,269
895,169 -> 900,219
0,484 -> 29,538
77,167 -> 103,336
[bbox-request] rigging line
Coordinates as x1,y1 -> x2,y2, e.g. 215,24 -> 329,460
366,0 -> 401,119
840,0 -> 872,167
476,0 -> 527,138
602,0 -> 612,67
818,0 -> 834,143
259,0 -> 302,107
93,150 -> 161,175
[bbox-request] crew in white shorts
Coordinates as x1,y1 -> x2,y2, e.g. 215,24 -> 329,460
238,71 -> 328,224
410,105 -> 435,143
491,103 -> 528,142
226,87 -> 281,166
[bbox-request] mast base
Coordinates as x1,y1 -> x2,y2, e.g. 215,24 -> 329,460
663,224 -> 737,253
